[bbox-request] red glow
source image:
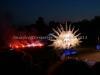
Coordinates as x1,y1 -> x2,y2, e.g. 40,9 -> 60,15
9,37 -> 44,49
10,42 -> 44,49
15,45 -> 19,49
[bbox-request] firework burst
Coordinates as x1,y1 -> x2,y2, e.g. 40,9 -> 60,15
49,22 -> 81,49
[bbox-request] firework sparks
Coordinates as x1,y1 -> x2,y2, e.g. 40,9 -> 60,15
49,23 -> 81,49
9,41 -> 43,49
9,35 -> 44,49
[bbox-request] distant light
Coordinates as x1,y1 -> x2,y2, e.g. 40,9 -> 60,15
22,45 -> 25,48
9,48 -> 14,51
9,41 -> 44,49
64,49 -> 77,56
15,45 -> 19,48
96,44 -> 100,50
27,44 -> 31,47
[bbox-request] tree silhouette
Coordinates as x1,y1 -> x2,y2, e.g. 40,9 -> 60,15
35,17 -> 49,35
0,12 -> 15,49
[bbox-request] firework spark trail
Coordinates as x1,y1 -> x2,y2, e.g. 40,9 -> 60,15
49,22 -> 81,49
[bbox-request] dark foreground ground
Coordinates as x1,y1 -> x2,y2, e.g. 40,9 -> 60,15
76,47 -> 100,61
0,47 -> 100,75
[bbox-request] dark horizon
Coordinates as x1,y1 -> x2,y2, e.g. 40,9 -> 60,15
1,0 -> 100,25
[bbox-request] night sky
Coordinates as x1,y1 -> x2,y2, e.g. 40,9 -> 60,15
1,0 -> 100,24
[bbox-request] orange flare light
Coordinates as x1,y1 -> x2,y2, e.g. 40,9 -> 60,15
9,39 -> 44,49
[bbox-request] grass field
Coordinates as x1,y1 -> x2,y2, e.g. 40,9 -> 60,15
75,47 -> 100,62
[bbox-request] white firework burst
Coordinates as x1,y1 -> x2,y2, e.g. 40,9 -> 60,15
49,23 -> 81,49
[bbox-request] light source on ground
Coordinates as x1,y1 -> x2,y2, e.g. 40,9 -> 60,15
9,40 -> 44,49
64,49 -> 78,56
49,22 -> 81,59
96,44 -> 100,50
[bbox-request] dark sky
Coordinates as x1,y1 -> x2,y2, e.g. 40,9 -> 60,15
1,0 -> 100,24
